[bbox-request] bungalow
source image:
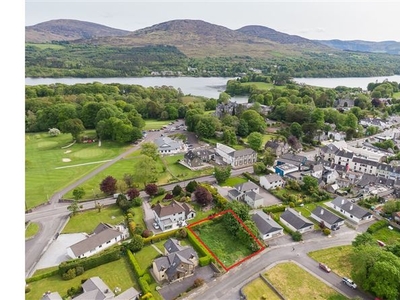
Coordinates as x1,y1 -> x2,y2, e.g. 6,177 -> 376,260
73,277 -> 140,300
259,174 -> 285,190
310,206 -> 344,230
67,223 -> 128,259
330,196 -> 373,224
215,143 -> 257,169
152,238 -> 199,283
251,211 -> 283,240
154,136 -> 185,155
280,208 -> 314,234
152,200 -> 196,231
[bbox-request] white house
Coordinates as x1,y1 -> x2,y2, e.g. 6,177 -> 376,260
244,191 -> 264,209
280,208 -> 314,234
260,174 -> 285,190
67,223 -> 128,259
154,136 -> 185,155
330,196 -> 373,224
310,206 -> 345,230
215,143 -> 257,169
152,200 -> 196,231
251,211 -> 283,240
227,181 -> 263,208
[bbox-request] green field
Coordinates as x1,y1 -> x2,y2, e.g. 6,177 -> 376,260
242,277 -> 281,300
265,262 -> 348,300
25,256 -> 139,300
143,119 -> 171,130
241,82 -> 276,90
25,132 -> 130,209
221,176 -> 247,187
161,154 -> 214,181
371,226 -> 400,244
26,43 -> 66,50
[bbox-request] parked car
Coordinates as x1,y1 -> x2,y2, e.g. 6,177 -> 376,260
153,222 -> 160,230
319,262 -> 331,273
342,277 -> 357,289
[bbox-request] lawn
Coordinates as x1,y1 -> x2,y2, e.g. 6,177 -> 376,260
25,256 -> 139,300
194,219 -> 254,267
220,176 -> 247,187
25,222 -> 40,239
62,204 -> 126,234
188,203 -> 218,224
243,133 -> 283,146
241,82 -> 277,90
135,243 -> 162,270
144,119 -> 171,130
371,226 -> 400,245
308,245 -> 354,278
264,262 -> 348,300
25,131 -> 130,208
242,277 -> 281,300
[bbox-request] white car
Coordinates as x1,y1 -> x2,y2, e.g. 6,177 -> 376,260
342,277 -> 357,289
153,222 -> 160,230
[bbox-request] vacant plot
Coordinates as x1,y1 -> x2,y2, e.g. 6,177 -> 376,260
25,132 -> 129,208
221,176 -> 247,187
25,256 -> 139,300
308,245 -> 354,278
242,277 -> 281,300
62,204 -> 125,234
372,226 -> 400,244
264,262 -> 348,300
194,220 -> 254,267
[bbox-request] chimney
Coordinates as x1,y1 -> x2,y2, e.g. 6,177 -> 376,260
350,204 -> 353,210
320,209 -> 324,215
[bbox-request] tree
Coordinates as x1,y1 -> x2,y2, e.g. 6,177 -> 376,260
253,162 -> 266,174
172,185 -> 183,196
123,173 -> 134,188
72,187 -> 85,200
132,156 -> 158,186
247,132 -> 263,151
48,128 -> 61,136
263,148 -> 276,168
145,183 -> 158,197
67,200 -> 80,216
194,186 -> 213,206
185,180 -> 198,193
127,188 -> 140,200
240,110 -> 266,133
60,118 -> 85,141
302,175 -> 318,194
214,165 -> 231,184
223,127 -> 237,145
289,122 -> 303,139
95,201 -> 104,212
140,142 -> 159,161
99,176 -> 118,195
128,234 -> 144,252
352,232 -> 375,247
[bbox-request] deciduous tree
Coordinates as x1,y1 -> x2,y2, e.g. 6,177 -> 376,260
145,183 -> 158,197
72,187 -> 85,200
214,165 -> 231,184
127,188 -> 140,200
99,176 -> 118,195
140,142 -> 159,161
247,132 -> 263,151
194,186 -> 213,206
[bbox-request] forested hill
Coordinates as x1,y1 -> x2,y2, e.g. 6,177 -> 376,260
25,19 -> 131,43
315,39 -> 400,55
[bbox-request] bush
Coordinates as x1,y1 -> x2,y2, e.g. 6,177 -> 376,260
263,205 -> 287,214
75,266 -> 84,276
127,249 -> 145,277
139,276 -> 151,294
142,229 -> 153,238
322,228 -> 331,236
25,269 -> 59,283
143,228 -> 180,244
291,231 -> 302,242
367,219 -> 388,234
155,187 -> 166,196
140,292 -> 154,300
142,273 -> 151,284
132,197 -> 143,207
62,268 -> 77,280
176,228 -> 187,239
25,286 -> 31,294
193,277 -> 205,288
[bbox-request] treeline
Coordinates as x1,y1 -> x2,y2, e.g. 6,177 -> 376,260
25,42 -> 400,78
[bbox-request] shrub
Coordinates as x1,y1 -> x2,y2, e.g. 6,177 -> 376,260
140,292 -> 154,300
163,193 -> 174,200
367,219 -> 388,234
127,249 -> 145,277
323,228 -> 331,236
128,234 -> 144,252
142,229 -> 153,238
193,277 -> 205,288
128,221 -> 136,235
155,187 -> 166,196
143,228 -> 180,244
139,276 -> 151,294
62,268 -> 77,280
176,228 -> 187,239
291,231 -> 302,242
134,225 -> 144,236
25,286 -> 31,294
75,266 -> 84,276
126,208 -> 136,216
142,273 -> 151,284
132,197 -> 143,207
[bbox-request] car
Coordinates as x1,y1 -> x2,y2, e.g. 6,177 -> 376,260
342,277 -> 357,289
319,262 -> 331,273
153,222 -> 160,230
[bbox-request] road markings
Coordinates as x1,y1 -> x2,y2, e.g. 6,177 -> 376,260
54,160 -> 112,169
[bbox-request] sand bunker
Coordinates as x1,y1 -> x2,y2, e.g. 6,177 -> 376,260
64,150 -> 72,154
62,158 -> 71,162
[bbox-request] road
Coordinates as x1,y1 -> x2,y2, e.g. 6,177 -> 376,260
184,231 -> 375,300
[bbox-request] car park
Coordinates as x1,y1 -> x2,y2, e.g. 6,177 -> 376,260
342,277 -> 357,289
319,262 -> 331,273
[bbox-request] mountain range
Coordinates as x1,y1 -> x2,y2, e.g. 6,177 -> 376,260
25,19 -> 400,57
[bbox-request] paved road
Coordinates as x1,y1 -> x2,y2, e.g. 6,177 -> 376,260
184,230 -> 375,300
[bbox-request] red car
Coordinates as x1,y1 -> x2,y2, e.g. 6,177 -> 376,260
319,262 -> 331,273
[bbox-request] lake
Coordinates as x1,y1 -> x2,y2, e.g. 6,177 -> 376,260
25,75 -> 400,102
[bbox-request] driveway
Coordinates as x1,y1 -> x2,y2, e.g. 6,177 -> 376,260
258,188 -> 282,206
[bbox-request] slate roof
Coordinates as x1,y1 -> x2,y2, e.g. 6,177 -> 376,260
74,277 -> 114,300
280,208 -> 313,230
41,292 -> 63,300
252,211 -> 283,235
235,181 -> 259,192
353,157 -> 379,166
320,144 -> 339,155
311,206 -> 344,225
262,174 -> 283,183
114,287 -> 140,300
331,197 -> 372,219
336,149 -> 354,159
184,149 -> 211,160
153,246 -> 198,277
152,200 -> 186,218
154,137 -> 181,151
246,191 -> 263,201
164,238 -> 184,253
280,153 -> 307,163
69,227 -> 122,257
231,148 -> 256,157
228,189 -> 241,198
377,163 -> 394,172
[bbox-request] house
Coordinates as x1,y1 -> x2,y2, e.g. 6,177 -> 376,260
334,98 -> 355,108
322,168 -> 340,184
251,211 -> 283,240
330,196 -> 373,224
277,153 -> 307,166
352,157 -> 378,175
228,181 -> 263,208
41,292 -> 62,300
265,139 -> 290,156
309,164 -> 324,179
280,208 -> 314,234
275,163 -> 299,177
360,118 -> 389,130
152,200 -> 196,231
215,143 -> 257,169
244,191 -> 264,209
154,136 -> 185,154
319,144 -> 339,162
310,206 -> 345,230
152,238 -> 199,283
334,149 -> 354,169
260,174 -> 285,190
67,223 -> 128,259
183,149 -> 214,168
74,277 -> 140,300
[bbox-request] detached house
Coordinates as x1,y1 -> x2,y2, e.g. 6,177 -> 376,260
252,211 -> 283,240
330,196 -> 373,224
280,208 -> 314,234
228,181 -> 263,208
260,174 -> 285,190
183,149 -> 214,168
265,140 -> 290,157
310,206 -> 344,231
152,200 -> 196,231
152,238 -> 199,283
67,223 -> 128,259
215,143 -> 257,169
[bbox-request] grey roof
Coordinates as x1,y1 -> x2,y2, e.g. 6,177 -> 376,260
152,200 -> 186,218
353,157 -> 378,166
154,137 -> 181,151
336,149 -> 354,159
262,174 -> 283,183
356,173 -> 379,187
153,246 -> 198,277
280,208 -> 313,230
93,223 -> 113,235
114,287 -> 140,300
235,181 -> 259,192
252,211 -> 283,235
280,153 -> 307,163
228,189 -> 241,198
320,144 -> 339,155
164,238 -> 184,253
331,197 -> 372,219
246,191 -> 263,201
311,164 -> 324,172
74,277 -> 114,300
41,292 -> 63,300
231,148 -> 256,157
311,206 -> 344,225
184,149 -> 211,161
69,227 -> 122,257
377,163 -> 394,172
265,140 -> 281,150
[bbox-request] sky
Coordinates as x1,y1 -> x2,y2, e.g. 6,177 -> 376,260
24,0 -> 400,42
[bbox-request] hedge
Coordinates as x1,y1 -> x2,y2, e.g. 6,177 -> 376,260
140,292 -> 155,300
138,276 -> 151,294
367,219 -> 389,234
59,247 -> 121,275
143,228 -> 179,244
199,256 -> 212,267
263,205 -> 287,214
25,268 -> 59,283
187,229 -> 210,258
127,249 -> 145,277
